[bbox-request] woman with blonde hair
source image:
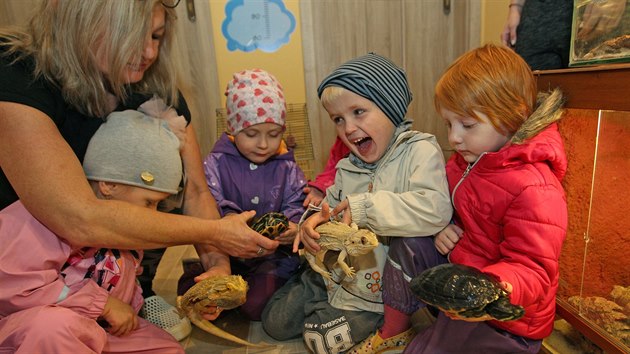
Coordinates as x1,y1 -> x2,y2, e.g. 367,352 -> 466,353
0,0 -> 278,340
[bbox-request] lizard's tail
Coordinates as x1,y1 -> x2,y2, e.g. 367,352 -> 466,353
189,315 -> 277,348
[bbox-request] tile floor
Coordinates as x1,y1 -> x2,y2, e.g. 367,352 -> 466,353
153,245 -> 309,354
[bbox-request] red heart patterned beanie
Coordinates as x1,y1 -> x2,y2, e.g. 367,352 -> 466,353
225,69 -> 286,135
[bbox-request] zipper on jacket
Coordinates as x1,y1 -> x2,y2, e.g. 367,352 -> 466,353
451,153 -> 485,209
360,131 -> 413,194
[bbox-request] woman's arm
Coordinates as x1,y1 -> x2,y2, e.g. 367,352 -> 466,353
0,102 -> 277,256
179,124 -> 234,271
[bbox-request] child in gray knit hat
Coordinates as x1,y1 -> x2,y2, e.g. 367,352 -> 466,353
262,53 -> 453,353
0,97 -> 188,353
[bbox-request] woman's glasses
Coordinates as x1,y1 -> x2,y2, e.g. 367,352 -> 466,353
161,0 -> 180,9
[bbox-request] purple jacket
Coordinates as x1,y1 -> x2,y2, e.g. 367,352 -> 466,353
203,133 -> 306,223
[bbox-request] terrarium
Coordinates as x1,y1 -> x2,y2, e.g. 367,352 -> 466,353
569,0 -> 630,66
554,108 -> 630,353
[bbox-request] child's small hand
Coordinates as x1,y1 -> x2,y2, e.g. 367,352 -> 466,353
331,199 -> 352,224
101,296 -> 138,336
293,203 -> 332,253
434,224 -> 463,255
276,221 -> 298,245
302,186 -> 324,207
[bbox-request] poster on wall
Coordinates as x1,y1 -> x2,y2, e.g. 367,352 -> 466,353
222,0 -> 296,53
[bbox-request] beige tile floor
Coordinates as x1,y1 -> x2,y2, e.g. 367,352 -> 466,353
153,245 -> 309,354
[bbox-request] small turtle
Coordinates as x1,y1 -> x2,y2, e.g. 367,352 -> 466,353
410,263 -> 525,321
250,212 -> 289,239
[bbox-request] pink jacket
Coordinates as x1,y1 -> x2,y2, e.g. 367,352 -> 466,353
447,123 -> 567,339
0,201 -> 144,320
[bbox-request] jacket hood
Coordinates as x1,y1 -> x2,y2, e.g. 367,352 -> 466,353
212,132 -> 295,162
455,89 -> 567,181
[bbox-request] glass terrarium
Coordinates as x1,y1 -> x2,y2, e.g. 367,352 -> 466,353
553,107 -> 630,353
569,0 -> 630,67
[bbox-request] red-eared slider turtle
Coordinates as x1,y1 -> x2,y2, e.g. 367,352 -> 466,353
410,263 -> 525,321
250,212 -> 289,239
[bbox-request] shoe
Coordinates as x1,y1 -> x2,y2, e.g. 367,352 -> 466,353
348,328 -> 415,354
141,295 -> 192,341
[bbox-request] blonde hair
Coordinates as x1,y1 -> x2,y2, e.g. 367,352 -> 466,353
434,44 -> 536,135
0,0 -> 179,118
319,86 -> 346,107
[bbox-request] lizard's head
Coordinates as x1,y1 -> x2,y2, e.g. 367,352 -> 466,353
344,229 -> 379,256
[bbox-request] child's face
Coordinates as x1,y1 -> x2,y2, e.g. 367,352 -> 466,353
323,90 -> 395,164
233,122 -> 284,164
105,184 -> 170,210
441,108 -> 510,163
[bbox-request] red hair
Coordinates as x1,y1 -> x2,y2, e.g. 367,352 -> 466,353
434,44 -> 536,135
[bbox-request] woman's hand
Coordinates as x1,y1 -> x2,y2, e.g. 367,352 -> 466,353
193,266 -> 231,321
500,1 -> 524,47
434,224 -> 463,255
217,211 -> 279,258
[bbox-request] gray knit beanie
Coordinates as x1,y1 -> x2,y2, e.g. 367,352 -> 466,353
83,109 -> 183,194
317,53 -> 413,127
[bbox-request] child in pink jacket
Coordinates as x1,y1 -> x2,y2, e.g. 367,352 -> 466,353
0,99 -> 187,353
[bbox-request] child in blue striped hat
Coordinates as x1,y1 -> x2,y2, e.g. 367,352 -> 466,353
261,53 -> 453,353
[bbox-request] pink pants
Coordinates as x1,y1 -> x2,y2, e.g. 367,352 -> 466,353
0,305 -> 184,354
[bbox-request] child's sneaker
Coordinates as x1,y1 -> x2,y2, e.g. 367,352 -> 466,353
348,328 -> 415,354
141,295 -> 192,341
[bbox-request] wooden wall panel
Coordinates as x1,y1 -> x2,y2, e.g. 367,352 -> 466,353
405,0 -> 480,158
302,0 -> 480,171
0,0 -> 40,28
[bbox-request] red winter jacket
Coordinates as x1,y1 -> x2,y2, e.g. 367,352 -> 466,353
447,114 -> 568,339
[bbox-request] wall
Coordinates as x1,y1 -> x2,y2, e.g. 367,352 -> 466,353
481,0 -> 510,45
209,0 -> 306,107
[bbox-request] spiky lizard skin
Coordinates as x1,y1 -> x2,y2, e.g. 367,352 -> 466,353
176,275 -> 273,348
303,221 -> 379,280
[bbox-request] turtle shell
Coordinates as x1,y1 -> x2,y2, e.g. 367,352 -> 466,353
250,212 -> 289,239
410,263 -> 519,319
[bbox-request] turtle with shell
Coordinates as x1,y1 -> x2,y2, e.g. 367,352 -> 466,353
410,263 -> 525,321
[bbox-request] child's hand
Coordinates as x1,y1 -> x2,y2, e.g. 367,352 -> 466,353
302,186 -> 324,207
293,203 -> 332,253
101,296 -> 138,336
276,221 -> 298,245
434,224 -> 463,255
331,199 -> 352,225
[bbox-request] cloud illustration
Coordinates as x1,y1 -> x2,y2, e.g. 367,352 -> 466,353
222,0 -> 296,53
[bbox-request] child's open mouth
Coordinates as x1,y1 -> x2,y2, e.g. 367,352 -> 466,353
353,136 -> 372,155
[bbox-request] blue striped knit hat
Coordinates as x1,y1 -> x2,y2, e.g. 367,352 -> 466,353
317,53 -> 412,127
